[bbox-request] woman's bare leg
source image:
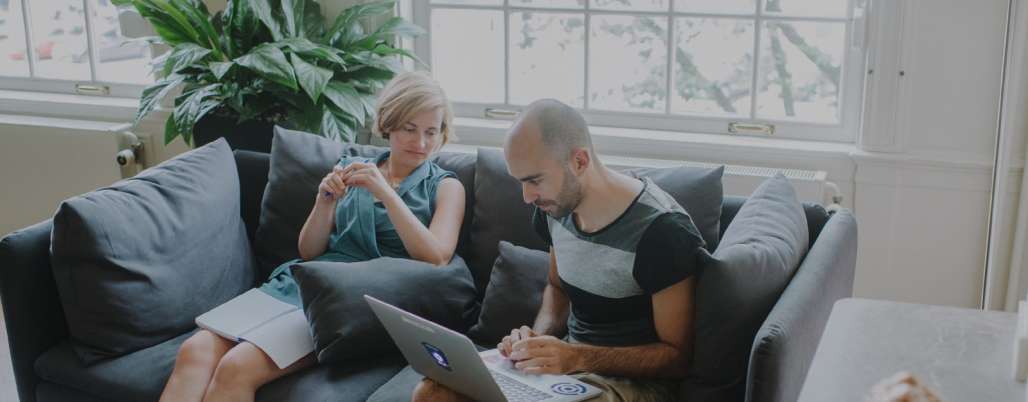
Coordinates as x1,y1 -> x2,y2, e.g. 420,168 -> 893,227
159,330 -> 235,402
203,342 -> 315,402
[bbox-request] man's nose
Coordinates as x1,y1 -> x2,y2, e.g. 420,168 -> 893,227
521,184 -> 536,204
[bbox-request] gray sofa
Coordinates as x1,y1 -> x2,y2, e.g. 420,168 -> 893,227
0,145 -> 857,402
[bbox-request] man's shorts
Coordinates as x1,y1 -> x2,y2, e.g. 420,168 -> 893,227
572,372 -> 680,402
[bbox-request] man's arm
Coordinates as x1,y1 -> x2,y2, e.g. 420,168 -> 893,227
499,247 -> 569,356
512,277 -> 695,378
533,247 -> 569,336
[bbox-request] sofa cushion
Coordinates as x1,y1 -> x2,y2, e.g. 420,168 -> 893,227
253,127 -> 476,279
49,139 -> 255,364
467,241 -> 550,345
34,329 -> 406,402
682,174 -> 809,401
291,256 -> 479,364
465,148 -> 724,295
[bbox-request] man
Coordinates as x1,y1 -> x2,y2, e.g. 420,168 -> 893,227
413,99 -> 706,401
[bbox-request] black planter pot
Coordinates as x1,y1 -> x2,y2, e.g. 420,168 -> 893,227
193,114 -> 276,154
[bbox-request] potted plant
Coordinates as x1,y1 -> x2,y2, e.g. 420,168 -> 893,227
112,0 -> 422,151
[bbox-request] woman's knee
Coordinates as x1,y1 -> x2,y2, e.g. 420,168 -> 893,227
210,344 -> 275,390
176,331 -> 229,368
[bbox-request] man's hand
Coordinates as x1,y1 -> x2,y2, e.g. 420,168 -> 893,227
498,326 -> 538,358
509,335 -> 582,375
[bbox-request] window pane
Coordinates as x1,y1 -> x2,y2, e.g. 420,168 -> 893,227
430,0 -> 502,5
762,0 -> 847,18
431,9 -> 504,103
29,1 -> 90,80
672,18 -> 753,117
91,0 -> 151,84
0,0 -> 30,77
674,0 -> 755,15
756,21 -> 844,123
590,0 -> 668,12
511,0 -> 585,8
509,12 -> 584,107
589,15 -> 667,113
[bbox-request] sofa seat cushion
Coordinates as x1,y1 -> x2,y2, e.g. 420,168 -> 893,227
35,330 -> 407,402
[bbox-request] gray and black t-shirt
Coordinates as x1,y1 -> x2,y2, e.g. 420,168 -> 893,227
533,177 -> 706,347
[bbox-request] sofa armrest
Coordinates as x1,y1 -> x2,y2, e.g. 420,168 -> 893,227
0,220 -> 69,402
745,209 -> 857,402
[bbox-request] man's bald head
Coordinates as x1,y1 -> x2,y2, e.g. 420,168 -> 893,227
509,99 -> 593,163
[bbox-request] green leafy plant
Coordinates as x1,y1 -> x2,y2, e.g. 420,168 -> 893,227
112,0 -> 423,145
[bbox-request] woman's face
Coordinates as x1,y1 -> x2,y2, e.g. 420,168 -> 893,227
387,108 -> 445,167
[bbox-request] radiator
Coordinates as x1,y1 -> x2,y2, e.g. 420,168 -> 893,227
0,114 -> 144,237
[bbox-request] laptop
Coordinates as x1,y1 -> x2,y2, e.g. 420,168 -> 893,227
365,295 -> 602,402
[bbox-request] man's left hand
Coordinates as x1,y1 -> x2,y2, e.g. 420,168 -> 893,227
509,335 -> 582,375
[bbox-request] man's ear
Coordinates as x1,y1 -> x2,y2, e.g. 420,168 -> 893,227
569,148 -> 591,174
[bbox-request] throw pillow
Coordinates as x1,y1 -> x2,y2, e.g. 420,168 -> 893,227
291,256 -> 479,364
49,139 -> 255,364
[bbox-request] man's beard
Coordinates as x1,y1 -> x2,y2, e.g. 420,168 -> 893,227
536,167 -> 583,219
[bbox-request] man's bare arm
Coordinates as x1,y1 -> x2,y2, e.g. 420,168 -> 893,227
533,248 -> 569,336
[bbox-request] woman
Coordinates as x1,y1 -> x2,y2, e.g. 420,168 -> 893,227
159,71 -> 465,402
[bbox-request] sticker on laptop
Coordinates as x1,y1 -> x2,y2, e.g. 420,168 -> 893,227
422,342 -> 452,371
551,383 -> 588,395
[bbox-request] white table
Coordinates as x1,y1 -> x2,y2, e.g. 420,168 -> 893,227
797,298 -> 1025,402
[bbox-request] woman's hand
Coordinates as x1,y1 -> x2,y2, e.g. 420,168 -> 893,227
340,162 -> 394,201
316,166 -> 348,206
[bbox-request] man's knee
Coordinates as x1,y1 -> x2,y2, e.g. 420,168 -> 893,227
412,378 -> 468,402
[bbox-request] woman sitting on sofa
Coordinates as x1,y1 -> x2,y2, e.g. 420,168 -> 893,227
159,71 -> 466,402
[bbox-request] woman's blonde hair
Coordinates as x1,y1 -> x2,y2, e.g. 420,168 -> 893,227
373,71 -> 456,145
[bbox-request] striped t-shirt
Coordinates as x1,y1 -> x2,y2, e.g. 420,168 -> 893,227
533,177 -> 706,347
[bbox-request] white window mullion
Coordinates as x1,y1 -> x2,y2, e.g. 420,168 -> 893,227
503,0 -> 510,105
583,1 -> 591,111
749,0 -> 763,120
19,0 -> 37,77
82,0 -> 100,82
664,13 -> 673,115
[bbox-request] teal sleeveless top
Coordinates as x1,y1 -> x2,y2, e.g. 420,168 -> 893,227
260,151 -> 457,305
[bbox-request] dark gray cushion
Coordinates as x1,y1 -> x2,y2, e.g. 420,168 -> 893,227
49,139 -> 255,364
291,256 -> 479,364
467,241 -> 550,345
683,174 -> 809,401
34,328 -> 406,402
465,148 -> 724,295
254,127 -> 476,279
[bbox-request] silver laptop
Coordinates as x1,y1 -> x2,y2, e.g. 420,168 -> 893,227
365,295 -> 601,402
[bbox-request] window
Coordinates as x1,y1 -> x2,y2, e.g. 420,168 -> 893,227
413,0 -> 868,142
0,0 -> 152,97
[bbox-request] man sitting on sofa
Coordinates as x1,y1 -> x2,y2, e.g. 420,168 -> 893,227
412,99 -> 708,402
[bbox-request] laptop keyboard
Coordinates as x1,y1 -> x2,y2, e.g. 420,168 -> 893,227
490,370 -> 553,402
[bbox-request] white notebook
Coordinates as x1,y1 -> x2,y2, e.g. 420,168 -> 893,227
195,289 -> 315,369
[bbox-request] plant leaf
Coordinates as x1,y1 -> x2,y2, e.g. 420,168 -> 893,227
303,0 -> 325,39
325,0 -> 394,46
172,84 -> 223,145
275,38 -> 346,66
281,0 -> 306,38
164,114 -> 182,145
366,17 -> 425,42
322,81 -> 365,127
290,54 -> 332,103
162,43 -> 211,77
249,0 -> 285,41
223,0 -> 259,57
136,74 -> 186,124
235,43 -> 298,90
210,61 -> 234,79
321,108 -> 356,143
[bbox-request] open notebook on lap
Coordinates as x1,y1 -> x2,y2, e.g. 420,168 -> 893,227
365,295 -> 601,402
195,288 -> 314,369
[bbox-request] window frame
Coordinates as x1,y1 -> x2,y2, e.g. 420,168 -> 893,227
412,0 -> 869,143
0,0 -> 150,99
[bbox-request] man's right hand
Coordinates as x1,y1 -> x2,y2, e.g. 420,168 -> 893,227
498,326 -> 538,359
316,166 -> 348,205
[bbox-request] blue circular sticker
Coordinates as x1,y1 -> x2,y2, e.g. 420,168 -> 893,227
551,383 -> 588,395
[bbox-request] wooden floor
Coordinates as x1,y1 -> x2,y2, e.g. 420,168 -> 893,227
1,304 -> 21,402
